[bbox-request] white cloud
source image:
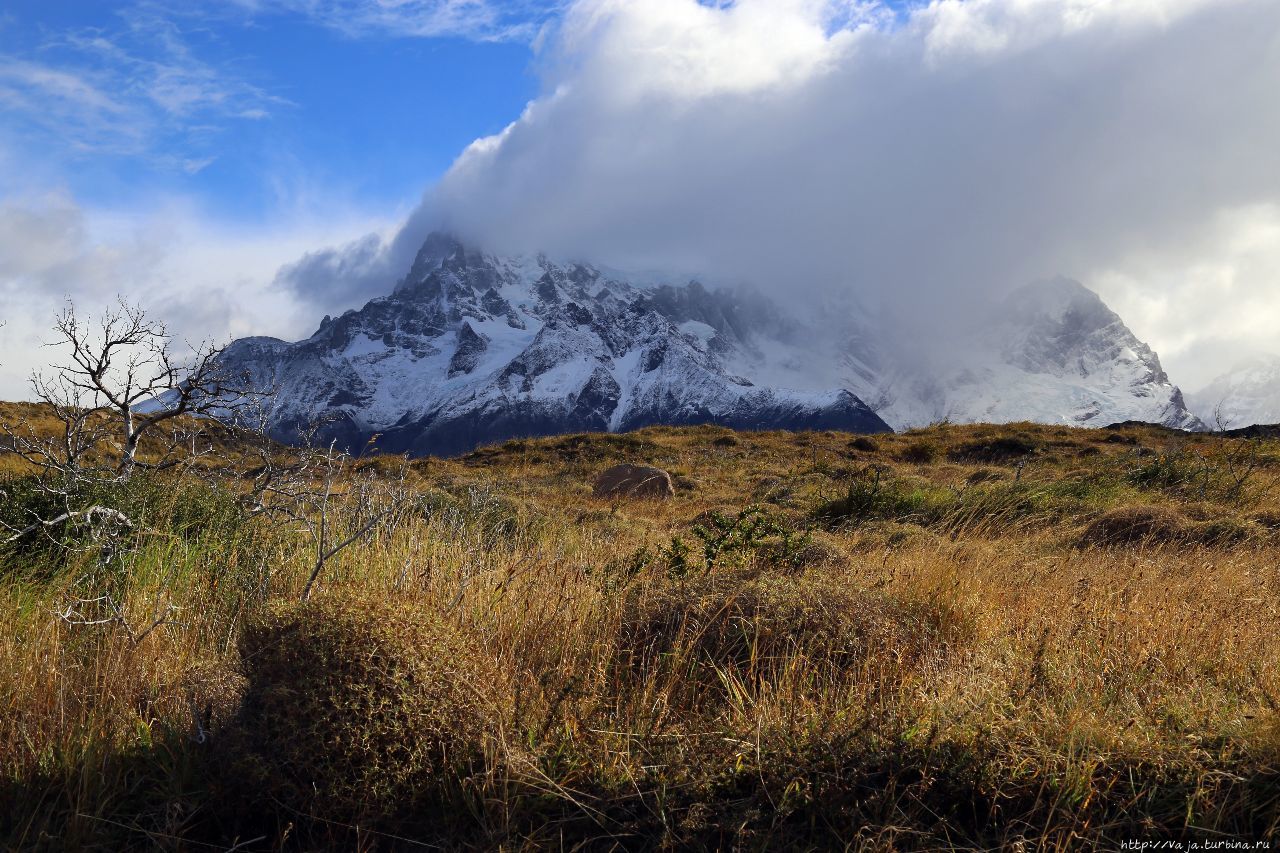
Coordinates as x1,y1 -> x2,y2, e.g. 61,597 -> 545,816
371,0 -> 1280,391
0,58 -> 146,154
0,7 -> 285,164
7,0 -> 1279,403
219,0 -> 561,42
0,191 -> 397,398
1094,204 -> 1280,389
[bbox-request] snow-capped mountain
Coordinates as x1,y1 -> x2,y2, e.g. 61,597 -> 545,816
852,278 -> 1204,431
1186,354 -> 1280,429
215,234 -> 1202,455
217,233 -> 891,456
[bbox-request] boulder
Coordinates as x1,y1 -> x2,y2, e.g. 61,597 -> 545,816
593,464 -> 675,500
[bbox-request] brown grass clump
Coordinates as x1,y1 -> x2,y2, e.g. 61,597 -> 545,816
896,439 -> 940,464
1192,515 -> 1263,546
849,519 -> 940,552
848,435 -> 879,453
228,595 -> 502,824
1080,504 -> 1188,546
948,434 -> 1039,464
617,569 -> 971,695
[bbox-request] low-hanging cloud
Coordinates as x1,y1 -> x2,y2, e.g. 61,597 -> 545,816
439,0 -> 1277,289
327,0 -> 1262,387
270,0 -> 1280,390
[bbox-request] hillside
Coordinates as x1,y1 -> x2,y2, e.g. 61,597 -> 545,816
2,413 -> 1279,849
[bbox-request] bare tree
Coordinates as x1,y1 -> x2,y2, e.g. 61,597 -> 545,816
1,298 -> 252,548
43,299 -> 240,478
196,398 -> 414,600
1,298 -> 412,614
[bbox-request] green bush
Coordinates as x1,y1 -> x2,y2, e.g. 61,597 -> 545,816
814,469 -> 952,527
659,505 -> 813,577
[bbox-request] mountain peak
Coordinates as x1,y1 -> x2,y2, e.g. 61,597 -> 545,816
1004,277 -> 1113,328
399,231 -> 468,291
213,233 -> 892,455
210,236 -> 1202,454
1187,351 -> 1280,429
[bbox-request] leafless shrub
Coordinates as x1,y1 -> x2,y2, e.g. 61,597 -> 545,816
0,299 -> 271,644
1,298 -> 257,550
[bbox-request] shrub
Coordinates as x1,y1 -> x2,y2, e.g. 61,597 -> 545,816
419,484 -> 541,540
1079,505 -> 1188,547
1191,516 -> 1260,546
848,436 -> 879,453
617,570 -> 971,695
1126,449 -> 1206,493
814,469 -> 952,527
657,506 -> 813,578
949,435 -> 1039,464
689,505 -> 810,570
228,596 -> 501,824
896,440 -> 939,464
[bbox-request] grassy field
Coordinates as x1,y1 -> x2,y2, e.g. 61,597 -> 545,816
1,406 -> 1279,850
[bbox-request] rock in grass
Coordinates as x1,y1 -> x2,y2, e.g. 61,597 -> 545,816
593,464 -> 675,500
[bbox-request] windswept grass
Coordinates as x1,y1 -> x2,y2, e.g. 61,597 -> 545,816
1,413 -> 1279,849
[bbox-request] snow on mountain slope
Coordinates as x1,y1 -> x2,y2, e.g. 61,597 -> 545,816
1187,354 -> 1280,429
214,236 -> 1201,455
847,278 -> 1204,431
216,233 -> 890,456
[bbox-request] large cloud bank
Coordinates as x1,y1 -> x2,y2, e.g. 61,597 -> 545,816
289,0 -> 1280,387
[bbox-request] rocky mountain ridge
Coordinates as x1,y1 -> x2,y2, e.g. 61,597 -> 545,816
213,233 -> 1202,456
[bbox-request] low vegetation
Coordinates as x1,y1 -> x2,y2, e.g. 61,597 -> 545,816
2,412 -> 1279,849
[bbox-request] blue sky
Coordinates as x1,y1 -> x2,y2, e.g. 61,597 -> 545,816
0,0 -> 923,221
0,0 -> 550,223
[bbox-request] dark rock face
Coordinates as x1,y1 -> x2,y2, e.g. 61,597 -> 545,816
213,232 -> 892,457
448,322 -> 488,377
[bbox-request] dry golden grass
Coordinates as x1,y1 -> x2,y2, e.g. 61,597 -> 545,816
1,407 -> 1279,849
229,596 -> 506,824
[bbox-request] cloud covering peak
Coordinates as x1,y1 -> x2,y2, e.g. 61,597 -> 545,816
422,0 -> 1270,287
284,0 -> 1263,389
